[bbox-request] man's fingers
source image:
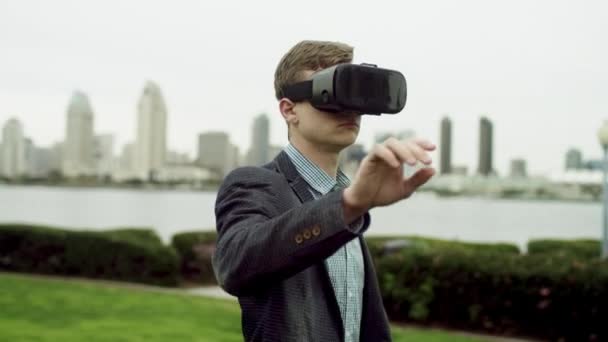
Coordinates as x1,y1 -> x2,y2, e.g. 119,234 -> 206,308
385,138 -> 416,165
370,144 -> 400,168
385,138 -> 432,166
403,167 -> 435,193
412,138 -> 436,151
405,141 -> 432,165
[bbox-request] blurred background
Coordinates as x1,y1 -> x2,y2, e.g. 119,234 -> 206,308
1,1 -> 607,341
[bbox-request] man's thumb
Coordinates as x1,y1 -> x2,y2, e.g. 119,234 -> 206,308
403,167 -> 436,193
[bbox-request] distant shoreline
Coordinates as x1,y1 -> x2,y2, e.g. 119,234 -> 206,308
0,181 -> 221,193
0,181 -> 600,205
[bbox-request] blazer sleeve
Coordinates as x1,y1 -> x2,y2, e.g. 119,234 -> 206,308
212,166 -> 370,296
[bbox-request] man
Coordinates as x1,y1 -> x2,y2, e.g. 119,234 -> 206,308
213,40 -> 436,341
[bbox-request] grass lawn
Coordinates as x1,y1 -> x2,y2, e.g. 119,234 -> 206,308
0,272 -> 486,341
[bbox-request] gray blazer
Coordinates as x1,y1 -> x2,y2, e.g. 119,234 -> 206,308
213,150 -> 391,341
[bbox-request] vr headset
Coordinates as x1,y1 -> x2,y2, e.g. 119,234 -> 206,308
281,63 -> 407,115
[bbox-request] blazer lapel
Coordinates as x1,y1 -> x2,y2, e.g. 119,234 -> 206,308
274,151 -> 314,203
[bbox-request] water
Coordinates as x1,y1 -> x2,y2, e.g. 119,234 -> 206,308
0,184 -> 600,250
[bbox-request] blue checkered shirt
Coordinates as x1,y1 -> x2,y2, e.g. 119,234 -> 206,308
284,143 -> 365,342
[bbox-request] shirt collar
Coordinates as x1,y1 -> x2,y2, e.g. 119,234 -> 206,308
284,143 -> 350,195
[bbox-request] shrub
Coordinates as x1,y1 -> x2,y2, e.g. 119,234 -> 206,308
365,235 -> 520,258
171,230 -> 217,284
102,227 -> 164,247
528,239 -> 600,259
375,247 -> 608,341
0,224 -> 179,286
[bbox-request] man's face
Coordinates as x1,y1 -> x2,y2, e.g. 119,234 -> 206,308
289,70 -> 361,151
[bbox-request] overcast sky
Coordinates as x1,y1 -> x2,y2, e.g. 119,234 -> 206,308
1,0 -> 606,176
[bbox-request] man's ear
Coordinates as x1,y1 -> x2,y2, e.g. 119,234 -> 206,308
279,98 -> 298,125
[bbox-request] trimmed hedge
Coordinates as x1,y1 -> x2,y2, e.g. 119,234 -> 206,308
376,247 -> 608,341
171,230 -> 217,284
102,228 -> 164,247
365,235 -> 520,258
528,239 -> 601,259
0,224 -> 179,286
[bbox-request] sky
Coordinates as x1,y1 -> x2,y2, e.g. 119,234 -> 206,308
0,0 -> 606,176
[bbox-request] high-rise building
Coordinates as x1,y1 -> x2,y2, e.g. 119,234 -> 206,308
23,137 -> 35,176
28,144 -> 53,178
268,145 -> 283,162
565,148 -> 583,170
229,144 -> 240,170
135,81 -> 167,181
94,134 -> 115,178
167,150 -> 190,165
584,159 -> 603,171
63,91 -> 95,177
1,118 -> 26,179
510,158 -> 527,178
198,131 -> 236,178
478,116 -> 494,176
119,142 -> 135,173
247,114 -> 270,166
440,117 -> 452,174
49,142 -> 63,173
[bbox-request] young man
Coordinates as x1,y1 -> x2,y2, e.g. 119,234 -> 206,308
213,40 -> 436,342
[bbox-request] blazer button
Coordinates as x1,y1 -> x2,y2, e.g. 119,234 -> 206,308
312,226 -> 321,236
295,234 -> 304,244
303,229 -> 311,240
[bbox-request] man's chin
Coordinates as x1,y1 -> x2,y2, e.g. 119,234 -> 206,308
330,135 -> 358,150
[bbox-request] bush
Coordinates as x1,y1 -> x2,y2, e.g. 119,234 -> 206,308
365,235 -> 520,258
528,239 -> 601,259
171,230 -> 217,284
102,228 -> 164,247
0,224 -> 179,286
375,247 -> 608,341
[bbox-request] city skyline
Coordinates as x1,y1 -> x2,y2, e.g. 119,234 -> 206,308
2,81 -> 603,177
1,1 -> 607,176
0,95 -> 601,179
0,105 -> 601,182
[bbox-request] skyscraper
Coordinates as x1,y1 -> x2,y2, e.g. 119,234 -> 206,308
1,118 -> 26,179
63,91 -> 95,177
94,134 -> 115,178
119,142 -> 135,174
565,148 -> 583,170
49,142 -> 63,173
197,131 -> 234,177
247,113 -> 270,166
135,81 -> 167,181
28,143 -> 53,178
229,144 -> 240,169
23,137 -> 35,176
478,116 -> 494,176
510,159 -> 527,178
440,117 -> 452,174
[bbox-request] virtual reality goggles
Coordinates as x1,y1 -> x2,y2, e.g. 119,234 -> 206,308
281,63 -> 407,115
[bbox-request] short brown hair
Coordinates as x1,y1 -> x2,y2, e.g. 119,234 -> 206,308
274,40 -> 354,100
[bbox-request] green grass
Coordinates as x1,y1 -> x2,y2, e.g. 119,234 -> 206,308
0,272 -> 485,341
